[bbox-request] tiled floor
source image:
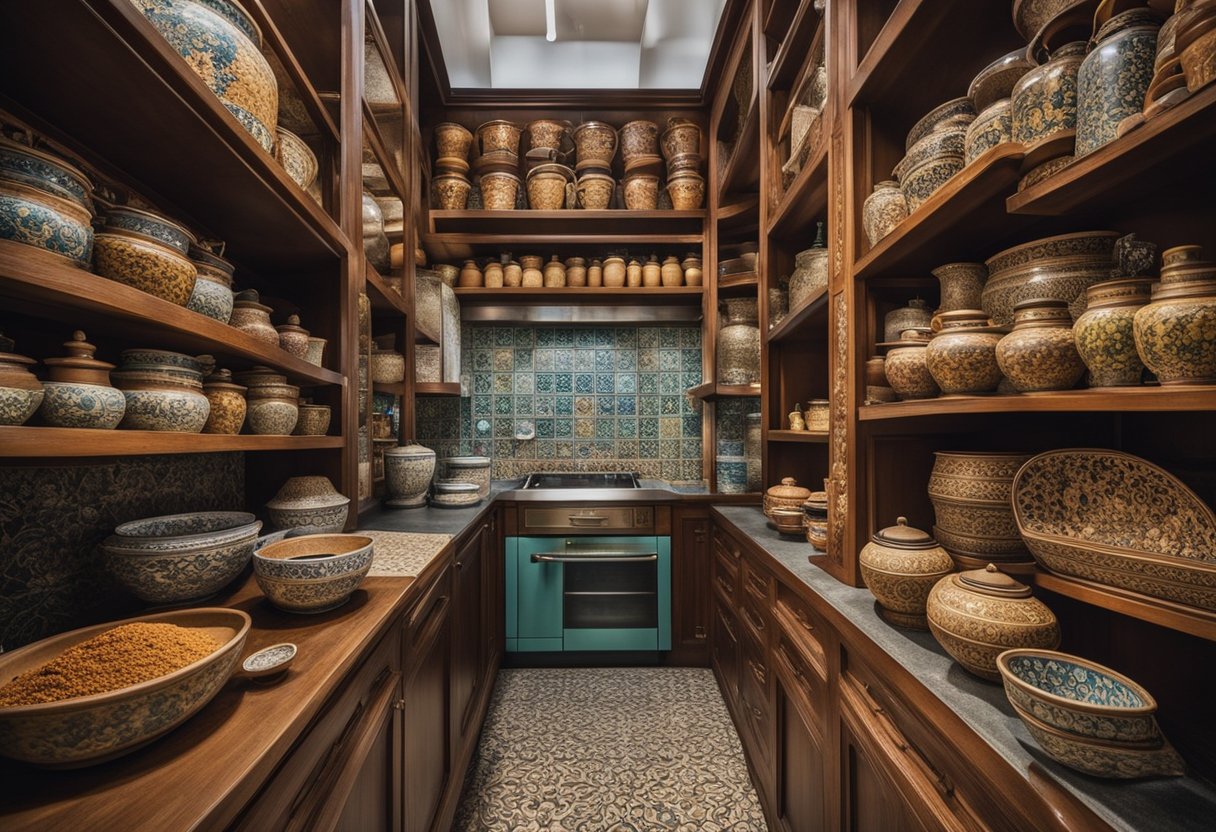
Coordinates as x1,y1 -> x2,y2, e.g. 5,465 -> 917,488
453,667 -> 768,831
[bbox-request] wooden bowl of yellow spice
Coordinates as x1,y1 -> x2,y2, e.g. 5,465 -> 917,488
0,608 -> 249,767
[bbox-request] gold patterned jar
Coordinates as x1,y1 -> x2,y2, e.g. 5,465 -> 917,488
860,517 -> 954,630
371,348 -> 405,384
926,564 -> 1060,681
883,297 -> 933,342
996,298 -> 1085,392
790,222 -> 829,310
717,298 -> 760,384
861,180 -> 907,247
883,328 -> 939,400
1074,278 -> 1153,387
229,290 -> 278,346
202,368 -> 246,435
1134,257 -> 1216,385
926,309 -> 1004,395
763,477 -> 812,517
276,314 -> 309,359
805,399 -> 829,432
932,262 -> 988,313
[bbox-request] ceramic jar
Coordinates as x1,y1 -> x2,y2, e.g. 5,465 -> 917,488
657,255 -> 682,287
928,451 -> 1031,567
622,174 -> 659,210
0,335 -> 43,426
626,259 -> 643,288
788,403 -> 806,431
434,173 -> 471,210
926,564 -> 1061,681
293,403 -> 331,436
805,399 -> 829,432
504,261 -> 523,287
238,368 -> 299,435
0,137 -> 95,266
483,261 -> 504,288
276,314 -> 309,359
1073,278 -> 1153,387
433,263 -> 459,287
926,310 -> 1004,395
230,289 -> 278,345
521,256 -> 544,287
38,331 -> 126,428
996,298 -> 1086,392
459,259 -> 483,288
371,348 -> 405,383
895,118 -> 967,212
112,351 -> 210,433
964,99 -> 1013,164
431,480 -> 481,507
93,228 -> 198,306
384,442 -> 436,507
662,118 -> 701,158
682,254 -> 703,286
481,171 -> 520,210
790,225 -> 829,310
476,120 -> 521,155
443,455 -> 492,498
1076,10 -> 1161,156
666,172 -> 706,210
982,231 -> 1121,325
542,256 -> 566,288
1134,258 -> 1216,384
575,173 -> 614,210
573,121 -> 617,167
884,297 -> 933,342
587,259 -> 603,287
884,328 -> 939,400
265,476 -> 349,533
1012,41 -> 1087,149
619,120 -> 659,160
434,122 -> 474,160
861,180 -> 907,247
905,97 -> 976,150
526,164 -> 569,210
717,298 -> 760,385
525,119 -> 569,152
187,242 -> 235,323
202,368 -> 246,434
642,256 -> 662,288
803,493 -> 829,551
764,477 -> 812,517
100,203 -> 194,256
274,127 -> 317,190
859,517 -> 954,630
932,262 -> 988,313
305,337 -> 326,368
603,256 -> 626,288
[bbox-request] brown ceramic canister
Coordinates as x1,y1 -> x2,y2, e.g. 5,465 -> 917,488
544,256 -> 567,288
763,477 -> 812,517
503,260 -> 523,287
926,309 -> 1004,395
565,257 -> 587,287
202,368 -> 247,435
660,256 -> 683,287
459,259 -> 483,288
602,256 -> 626,288
859,517 -> 954,630
682,254 -> 703,286
587,258 -> 604,287
883,328 -> 939,400
642,255 -> 662,288
276,314 -> 309,359
483,261 -> 504,289
626,259 -> 643,288
38,331 -> 127,429
229,290 -> 278,346
996,298 -> 1086,392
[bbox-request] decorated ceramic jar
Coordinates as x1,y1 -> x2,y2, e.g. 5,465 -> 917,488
763,477 -> 812,517
112,351 -> 210,433
895,118 -> 967,211
996,298 -> 1086,392
293,402 -> 331,436
0,334 -> 43,426
884,297 -> 933,343
435,122 -> 474,160
525,118 -> 569,152
434,172 -> 471,210
237,367 -> 299,435
93,228 -> 198,306
928,451 -> 1032,567
306,337 -> 327,367
932,262 -> 988,313
38,331 -> 126,429
265,476 -> 350,533
573,121 -> 616,167
100,203 -> 194,255
790,223 -> 829,309
926,310 -> 1004,395
1134,264 -> 1216,385
201,368 -> 247,434
1073,278 -> 1153,387
717,298 -> 761,384
964,99 -> 1012,164
926,564 -> 1061,681
544,256 -> 567,288
575,172 -> 614,210
384,442 -> 435,507
371,348 -> 405,384
883,328 -> 939,400
230,289 -> 278,345
982,231 -> 1121,325
1012,41 -> 1087,150
0,136 -> 95,266
861,180 -> 907,247
662,118 -> 701,159
1076,9 -> 1161,156
619,120 -> 659,161
431,480 -> 482,508
276,314 -> 310,359
443,455 -> 492,498
622,174 -> 659,210
526,164 -> 569,210
187,241 -> 235,323
274,127 -> 318,190
859,517 -> 954,630
667,172 -> 706,210
482,171 -> 521,210
131,0 -> 278,152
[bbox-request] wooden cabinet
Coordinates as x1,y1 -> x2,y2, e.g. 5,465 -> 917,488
450,526 -> 484,751
671,507 -> 712,664
482,511 -> 503,686
402,565 -> 452,832
773,653 -> 828,832
712,593 -> 741,707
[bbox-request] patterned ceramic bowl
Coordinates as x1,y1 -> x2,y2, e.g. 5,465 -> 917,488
115,383 -> 210,433
101,204 -> 195,256
0,178 -> 94,267
0,608 -> 249,767
186,275 -> 234,323
253,533 -> 373,613
93,229 -> 198,307
102,511 -> 261,604
38,381 -> 126,429
242,642 -> 297,683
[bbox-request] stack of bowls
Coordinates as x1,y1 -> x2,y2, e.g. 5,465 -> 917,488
234,366 -> 299,435
442,455 -> 491,498
0,333 -> 42,426
1177,0 -> 1216,95
0,135 -> 95,266
474,120 -> 522,210
620,119 -> 661,210
982,230 -> 1120,325
111,349 -> 210,433
893,99 -> 975,212
265,475 -> 350,533
253,532 -> 373,613
433,122 -> 474,210
1134,243 -> 1216,385
660,118 -> 704,210
927,451 -> 1033,570
997,649 -> 1186,779
187,241 -> 235,323
524,119 -> 574,210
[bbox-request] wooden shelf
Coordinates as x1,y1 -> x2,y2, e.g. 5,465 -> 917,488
852,143 -> 1027,280
415,382 -> 461,396
767,0 -> 819,92
858,386 -> 1216,421
0,0 -> 347,274
427,210 -> 706,239
365,263 -> 407,317
0,427 -> 343,458
1007,84 -> 1216,216
718,195 -> 761,238
373,381 -> 404,397
718,94 -> 760,201
768,429 -> 829,443
453,286 -> 704,304
767,286 -> 830,343
1034,572 -> 1216,642
0,242 -> 343,387
768,141 -> 829,239
689,382 -> 763,401
718,272 -> 759,290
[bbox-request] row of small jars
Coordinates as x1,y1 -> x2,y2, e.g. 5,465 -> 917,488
454,254 -> 704,289
229,289 -> 327,367
0,332 -> 328,435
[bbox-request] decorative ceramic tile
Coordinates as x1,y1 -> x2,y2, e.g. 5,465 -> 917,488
596,397 -> 615,415
574,351 -> 595,372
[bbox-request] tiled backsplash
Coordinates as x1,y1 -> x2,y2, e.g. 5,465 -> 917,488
417,325 -> 705,482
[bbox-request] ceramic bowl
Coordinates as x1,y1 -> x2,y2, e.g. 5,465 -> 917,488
905,97 -> 977,151
242,642 -> 297,683
430,480 -> 482,507
274,127 -> 318,190
667,172 -> 706,210
480,171 -> 520,210
982,230 -> 1121,324
93,230 -> 198,306
102,511 -> 261,604
253,533 -> 373,613
969,49 -> 1036,112
0,178 -> 94,267
38,381 -> 126,429
246,396 -> 299,435
101,204 -> 194,256
770,508 -> 806,536
0,608 -> 249,767
433,173 -> 471,210
265,475 -> 350,533
292,403 -> 331,436
434,122 -> 474,159
0,137 -> 93,209
117,386 -> 210,432
186,274 -> 234,323
964,99 -> 1013,165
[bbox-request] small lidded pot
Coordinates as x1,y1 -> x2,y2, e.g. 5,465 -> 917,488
763,477 -> 812,518
38,331 -> 126,429
802,492 -> 829,551
236,366 -> 300,435
187,241 -> 235,323
1073,278 -> 1153,387
276,314 -> 310,359
682,254 -> 703,286
0,332 -> 43,426
859,517 -> 954,630
926,309 -> 1004,395
442,455 -> 492,498
996,298 -> 1085,392
112,350 -> 210,433
230,289 -> 278,346
202,367 -> 247,435
566,256 -> 588,287
384,441 -> 436,508
544,255 -> 567,288
883,297 -> 933,342
883,328 -> 939,400
926,564 -> 1061,681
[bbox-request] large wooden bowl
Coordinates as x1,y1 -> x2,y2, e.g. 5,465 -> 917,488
0,608 -> 250,768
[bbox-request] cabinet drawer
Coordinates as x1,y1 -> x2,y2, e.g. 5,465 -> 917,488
774,581 -> 827,681
407,564 -> 451,659
773,629 -> 825,733
738,630 -> 774,783
711,596 -> 740,705
712,543 -> 738,605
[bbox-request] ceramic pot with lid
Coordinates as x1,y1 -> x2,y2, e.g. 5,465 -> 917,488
1073,277 -> 1154,387
1076,9 -> 1161,156
202,368 -> 246,435
572,121 -> 617,167
1012,40 -> 1087,151
763,477 -> 812,517
1134,251 -> 1216,385
996,298 -> 1086,392
717,298 -> 760,384
660,256 -> 683,287
442,455 -> 492,498
859,517 -> 954,630
626,259 -> 643,288
544,256 -> 567,288
238,366 -> 300,435
187,241 -> 235,323
476,120 -> 521,155
265,475 -> 350,533
112,350 -> 210,433
926,564 -> 1061,681
790,222 -> 829,309
384,441 -> 436,508
926,310 -> 1004,395
230,289 -> 278,345
0,136 -> 95,266
431,479 -> 482,508
682,254 -> 703,286
276,314 -> 309,359
0,333 -> 43,426
883,328 -> 939,400
884,297 -> 933,342
861,180 -> 907,246
642,255 -> 661,288
38,331 -> 126,428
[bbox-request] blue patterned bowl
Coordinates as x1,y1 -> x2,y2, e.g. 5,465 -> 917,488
997,649 -> 1162,744
39,381 -> 126,429
253,533 -> 373,613
102,511 -> 261,604
0,138 -> 93,209
0,608 -> 249,767
0,178 -> 94,266
186,274 -> 235,322
101,204 -> 195,256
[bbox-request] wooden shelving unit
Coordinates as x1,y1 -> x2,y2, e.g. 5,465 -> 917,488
415,382 -> 461,397
718,93 -> 760,200
767,142 -> 828,239
452,287 -> 705,304
766,286 -> 830,343
428,210 -> 707,238
768,429 -> 829,443
689,382 -> 764,401
0,427 -> 343,458
859,387 -> 1216,420
1033,572 -> 1216,642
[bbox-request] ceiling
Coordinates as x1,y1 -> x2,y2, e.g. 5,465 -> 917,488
426,0 -> 728,90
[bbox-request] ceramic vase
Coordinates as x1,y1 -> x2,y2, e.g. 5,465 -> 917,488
932,262 -> 988,313
1012,41 -> 1087,150
717,298 -> 760,385
790,222 -> 829,309
884,329 -> 939,400
859,517 -> 954,630
661,256 -> 683,287
642,256 -> 661,288
928,451 -> 1032,567
276,314 -> 309,359
1134,264 -> 1216,385
861,180 -> 907,246
1074,278 -> 1153,387
0,334 -> 43,426
37,331 -> 126,429
187,242 -> 235,323
230,289 -> 278,345
626,259 -> 643,288
996,298 -> 1086,392
384,442 -> 435,507
925,311 -> 1003,395
603,256 -> 626,288
682,254 -> 703,286
1076,10 -> 1160,156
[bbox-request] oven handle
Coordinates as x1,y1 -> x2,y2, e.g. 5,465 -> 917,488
531,552 -> 658,563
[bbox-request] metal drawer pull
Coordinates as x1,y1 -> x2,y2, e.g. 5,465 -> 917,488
567,514 -> 608,525
532,552 -> 658,563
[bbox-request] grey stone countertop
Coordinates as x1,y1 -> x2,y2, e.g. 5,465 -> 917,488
713,505 -> 1216,832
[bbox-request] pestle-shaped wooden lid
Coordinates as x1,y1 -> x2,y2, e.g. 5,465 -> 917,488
43,331 -> 115,385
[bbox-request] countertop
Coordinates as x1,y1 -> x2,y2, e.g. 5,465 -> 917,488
713,505 -> 1216,832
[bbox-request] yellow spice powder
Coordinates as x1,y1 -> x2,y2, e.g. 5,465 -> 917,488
0,622 -> 220,707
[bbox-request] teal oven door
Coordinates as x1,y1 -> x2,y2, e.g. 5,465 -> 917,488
506,536 -> 671,653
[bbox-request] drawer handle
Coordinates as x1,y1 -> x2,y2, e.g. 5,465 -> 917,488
779,644 -> 807,686
748,658 -> 767,685
744,606 -> 765,633
568,514 -> 608,526
794,608 -> 814,632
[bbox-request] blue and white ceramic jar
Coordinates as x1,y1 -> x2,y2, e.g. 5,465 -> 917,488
1076,9 -> 1160,156
0,138 -> 94,266
38,331 -> 126,429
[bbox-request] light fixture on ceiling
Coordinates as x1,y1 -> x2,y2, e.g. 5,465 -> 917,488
545,0 -> 556,41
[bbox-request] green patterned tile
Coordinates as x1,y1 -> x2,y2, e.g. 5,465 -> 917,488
595,418 -> 615,439
514,374 -> 534,394
596,397 -> 615,415
617,396 -> 636,415
535,349 -> 555,371
514,349 -> 534,370
617,418 -> 637,438
555,418 -> 573,438
536,373 -> 555,393
494,394 -> 513,415
639,374 -> 659,395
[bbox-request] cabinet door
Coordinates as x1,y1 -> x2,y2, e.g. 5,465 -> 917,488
711,594 -> 740,707
774,660 -> 827,832
671,509 -> 710,662
840,716 -> 923,832
451,527 -> 484,750
481,512 -> 503,682
403,569 -> 452,832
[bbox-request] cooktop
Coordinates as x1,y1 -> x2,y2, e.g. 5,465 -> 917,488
522,472 -> 642,490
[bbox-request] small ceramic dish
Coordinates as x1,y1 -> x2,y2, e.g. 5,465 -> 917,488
430,480 -> 482,508
242,642 -> 298,684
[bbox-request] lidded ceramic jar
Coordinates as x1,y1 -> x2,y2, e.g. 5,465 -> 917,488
265,475 -> 350,533
230,289 -> 278,345
520,255 -> 544,287
996,298 -> 1085,392
38,331 -> 125,429
859,517 -> 954,630
717,297 -> 760,384
790,222 -> 829,309
666,171 -> 705,210
602,256 -> 626,288
443,455 -> 492,498
371,348 -> 405,383
926,564 -> 1061,681
201,368 -> 247,435
1076,9 -> 1161,156
963,98 -> 1013,164
566,256 -> 588,287
1074,278 -> 1153,387
236,366 -> 300,435
587,258 -> 604,287
642,255 -> 662,287
884,297 -> 933,342
682,254 -> 703,286
862,180 -> 907,247
626,258 -> 643,288
1012,41 -> 1087,149
384,441 -> 435,508
763,477 -> 812,517
459,259 -> 483,288
112,350 -> 210,433
544,255 -> 567,288
434,122 -> 474,160
926,310 -> 1004,395
0,333 -> 43,426
187,241 -> 235,323
0,135 -> 95,266
276,314 -> 309,359
1134,268 -> 1216,385
932,262 -> 988,313
883,328 -> 939,400
483,261 -> 504,288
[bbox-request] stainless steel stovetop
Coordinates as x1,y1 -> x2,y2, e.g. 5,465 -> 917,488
522,472 -> 641,490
